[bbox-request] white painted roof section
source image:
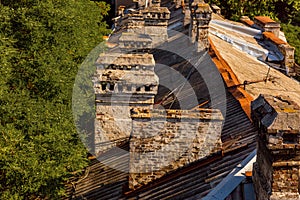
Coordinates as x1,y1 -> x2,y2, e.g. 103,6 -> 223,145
202,150 -> 257,200
211,20 -> 262,37
209,20 -> 284,62
209,28 -> 268,60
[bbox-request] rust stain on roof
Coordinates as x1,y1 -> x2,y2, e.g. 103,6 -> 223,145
209,37 -> 253,120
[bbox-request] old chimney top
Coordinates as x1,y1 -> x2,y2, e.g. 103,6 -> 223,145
254,16 -> 281,37
252,94 -> 300,200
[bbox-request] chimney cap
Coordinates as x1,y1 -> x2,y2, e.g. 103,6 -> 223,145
251,94 -> 300,133
254,16 -> 278,25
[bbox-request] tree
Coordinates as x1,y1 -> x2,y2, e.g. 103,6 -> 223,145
0,0 -> 110,199
207,0 -> 300,22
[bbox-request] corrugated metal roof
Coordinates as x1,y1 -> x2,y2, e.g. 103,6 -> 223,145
202,150 -> 256,200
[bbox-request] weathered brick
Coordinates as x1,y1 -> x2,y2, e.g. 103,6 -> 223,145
252,95 -> 300,200
129,109 -> 223,189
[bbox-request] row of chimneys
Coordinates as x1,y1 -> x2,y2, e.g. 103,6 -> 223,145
116,0 -> 213,52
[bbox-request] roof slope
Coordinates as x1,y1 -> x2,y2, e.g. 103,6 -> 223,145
209,34 -> 300,104
62,1 -> 289,199
65,91 -> 257,200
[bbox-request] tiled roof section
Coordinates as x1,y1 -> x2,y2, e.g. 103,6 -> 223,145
65,92 -> 257,200
254,16 -> 276,24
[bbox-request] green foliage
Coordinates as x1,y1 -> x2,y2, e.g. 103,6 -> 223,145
281,23 -> 300,65
208,0 -> 300,23
0,0 -> 110,199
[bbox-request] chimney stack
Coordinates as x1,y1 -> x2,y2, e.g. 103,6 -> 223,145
119,32 -> 153,53
129,108 -> 223,190
251,95 -> 300,200
121,0 -> 170,46
190,0 -> 212,52
173,0 -> 183,8
183,0 -> 191,27
118,5 -> 126,16
254,16 -> 281,37
151,0 -> 161,7
141,1 -> 170,45
94,53 -> 158,155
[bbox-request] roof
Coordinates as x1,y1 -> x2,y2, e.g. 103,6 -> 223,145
203,150 -> 256,200
65,92 -> 257,200
65,0 -> 299,199
209,34 -> 300,105
66,8 -> 259,195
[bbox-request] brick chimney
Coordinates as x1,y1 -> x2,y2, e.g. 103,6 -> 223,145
150,0 -> 161,7
119,32 -> 153,53
129,108 -> 223,190
141,1 -> 170,45
251,95 -> 300,200
94,53 -> 158,155
126,0 -> 170,45
278,44 -> 296,76
118,5 -> 126,16
133,0 -> 160,8
173,0 -> 183,9
254,16 -> 281,37
132,0 -> 148,8
182,0 -> 191,27
190,0 -> 212,52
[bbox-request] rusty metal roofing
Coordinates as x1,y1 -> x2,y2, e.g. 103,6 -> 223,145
242,19 -> 255,27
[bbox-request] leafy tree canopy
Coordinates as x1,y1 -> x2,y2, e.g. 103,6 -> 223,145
0,0 -> 110,199
207,0 -> 300,24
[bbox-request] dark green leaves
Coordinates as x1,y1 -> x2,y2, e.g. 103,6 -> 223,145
0,0 -> 110,198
